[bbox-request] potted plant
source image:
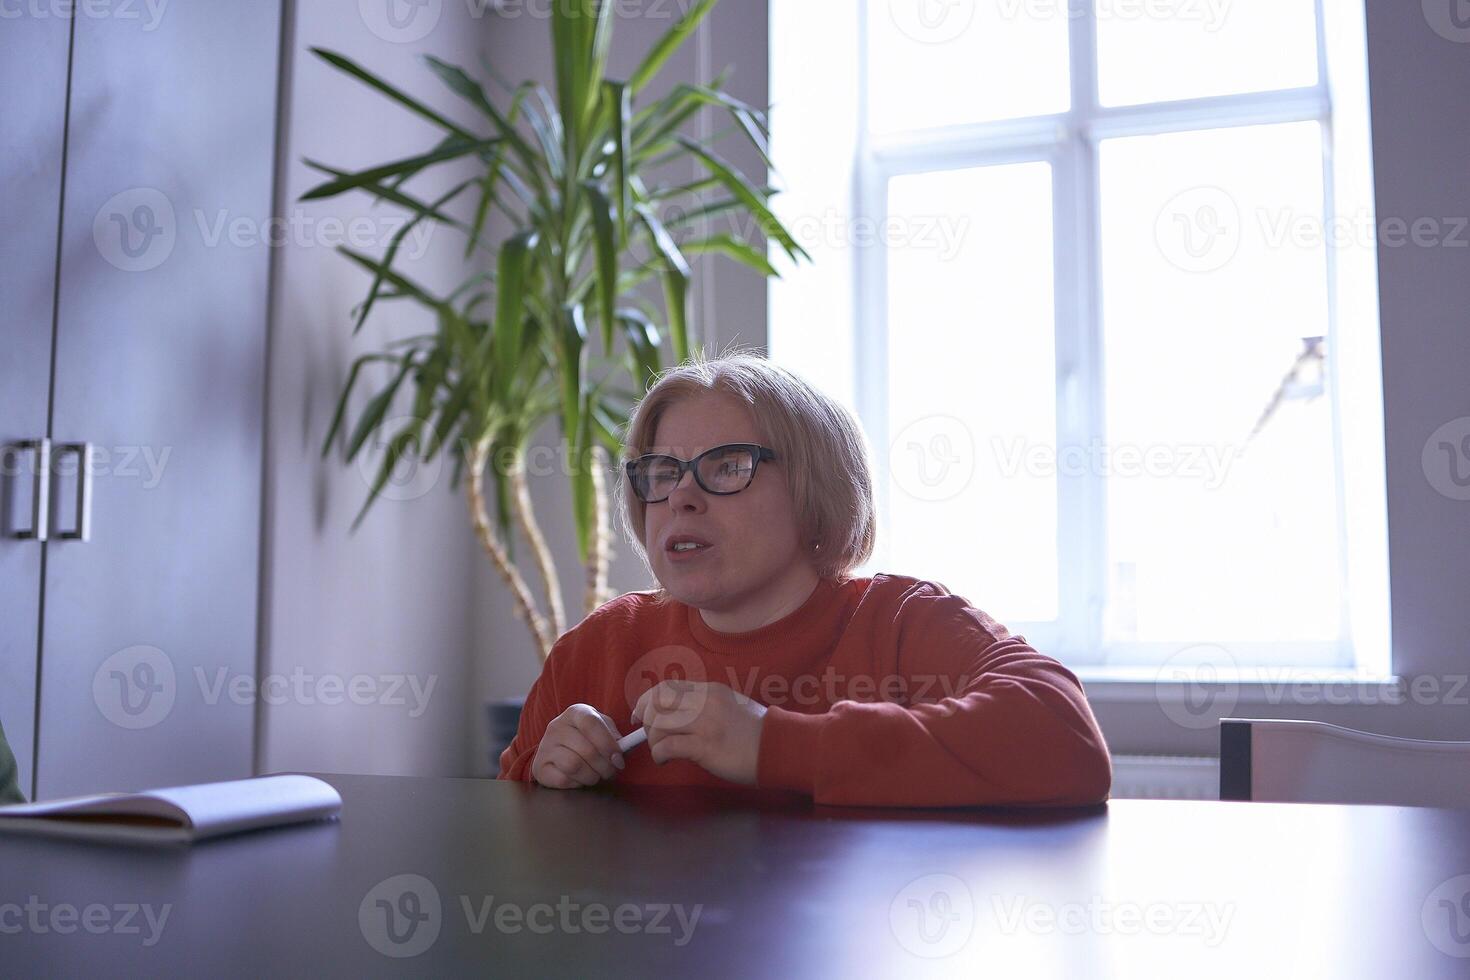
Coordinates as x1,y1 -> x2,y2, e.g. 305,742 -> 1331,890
302,0 -> 806,765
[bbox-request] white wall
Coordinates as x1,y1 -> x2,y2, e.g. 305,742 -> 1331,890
1363,3 -> 1470,689
259,2 -> 492,777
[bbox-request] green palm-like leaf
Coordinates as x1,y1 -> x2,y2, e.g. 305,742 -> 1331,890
680,234 -> 780,278
311,48 -> 480,142
556,304 -> 588,443
603,80 -> 631,243
617,308 -> 662,389
494,230 -> 539,404
322,352 -> 399,458
336,247 -> 448,312
633,201 -> 691,363
583,181 -> 619,354
569,387 -> 596,561
353,422 -> 423,531
630,70 -> 729,158
633,82 -> 770,169
421,55 -> 545,192
345,349 -> 420,464
589,398 -> 627,459
521,84 -> 565,179
307,0 -> 806,554
674,136 -> 808,263
302,161 -> 470,225
300,139 -> 501,201
351,180 -> 473,335
550,1 -> 586,156
629,0 -> 718,94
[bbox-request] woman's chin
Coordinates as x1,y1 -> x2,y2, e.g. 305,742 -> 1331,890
659,570 -> 722,607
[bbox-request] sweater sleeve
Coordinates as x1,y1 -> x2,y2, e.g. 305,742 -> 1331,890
755,586 -> 1113,807
496,635 -> 570,782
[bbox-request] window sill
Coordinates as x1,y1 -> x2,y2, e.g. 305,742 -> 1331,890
1075,667 -> 1405,706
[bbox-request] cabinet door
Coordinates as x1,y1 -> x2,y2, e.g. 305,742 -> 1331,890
36,4 -> 282,798
0,19 -> 72,800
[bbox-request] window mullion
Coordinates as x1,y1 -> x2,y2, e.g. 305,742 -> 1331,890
1064,0 -> 1106,663
1315,0 -> 1355,668
1087,86 -> 1330,141
854,4 -> 892,575
871,116 -> 1069,174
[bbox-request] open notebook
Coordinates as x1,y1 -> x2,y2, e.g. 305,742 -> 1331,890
0,774 -> 342,845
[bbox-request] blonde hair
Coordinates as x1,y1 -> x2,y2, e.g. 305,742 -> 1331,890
615,348 -> 877,604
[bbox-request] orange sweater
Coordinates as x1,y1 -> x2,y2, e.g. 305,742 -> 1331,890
498,574 -> 1113,807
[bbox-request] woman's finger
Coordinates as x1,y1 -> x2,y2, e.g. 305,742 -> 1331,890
572,709 -> 625,768
649,732 -> 700,766
533,756 -> 576,789
558,730 -> 618,781
643,692 -> 698,736
547,746 -> 601,787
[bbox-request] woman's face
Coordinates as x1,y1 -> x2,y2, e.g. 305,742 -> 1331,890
642,392 -> 817,629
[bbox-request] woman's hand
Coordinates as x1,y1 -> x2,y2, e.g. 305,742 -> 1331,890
632,680 -> 768,785
531,703 -> 626,789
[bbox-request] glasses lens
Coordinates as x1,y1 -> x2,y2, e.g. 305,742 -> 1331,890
633,456 -> 681,500
697,446 -> 756,493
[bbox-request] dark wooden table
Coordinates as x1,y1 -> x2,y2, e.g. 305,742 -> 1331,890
2,773 -> 1468,977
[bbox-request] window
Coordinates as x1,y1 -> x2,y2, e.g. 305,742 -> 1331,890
770,0 -> 1390,673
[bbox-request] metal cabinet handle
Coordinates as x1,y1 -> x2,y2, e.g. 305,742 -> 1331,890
6,438 -> 51,541
51,441 -> 93,542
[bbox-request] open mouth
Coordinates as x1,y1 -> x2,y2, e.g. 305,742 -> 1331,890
665,536 -> 713,559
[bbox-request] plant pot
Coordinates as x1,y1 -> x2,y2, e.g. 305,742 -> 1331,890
486,697 -> 526,775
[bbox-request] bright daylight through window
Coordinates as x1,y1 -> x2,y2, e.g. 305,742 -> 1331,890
769,0 -> 1390,675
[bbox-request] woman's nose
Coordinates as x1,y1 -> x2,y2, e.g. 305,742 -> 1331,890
667,469 -> 704,507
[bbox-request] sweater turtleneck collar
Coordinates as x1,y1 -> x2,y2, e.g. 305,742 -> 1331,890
684,576 -> 850,656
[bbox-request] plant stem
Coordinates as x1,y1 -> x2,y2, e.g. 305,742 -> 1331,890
509,455 -> 566,641
466,438 -> 555,661
585,445 -> 614,615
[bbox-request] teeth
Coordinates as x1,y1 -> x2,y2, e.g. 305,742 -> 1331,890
672,542 -> 704,552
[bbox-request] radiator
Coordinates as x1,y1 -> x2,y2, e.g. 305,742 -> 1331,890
1110,755 -> 1220,800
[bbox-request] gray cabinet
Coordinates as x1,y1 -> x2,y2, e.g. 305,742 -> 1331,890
0,17 -> 72,801
1,6 -> 281,799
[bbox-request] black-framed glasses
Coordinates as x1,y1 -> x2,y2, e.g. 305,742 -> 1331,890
624,443 -> 777,503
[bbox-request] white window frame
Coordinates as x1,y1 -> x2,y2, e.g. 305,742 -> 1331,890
831,0 -> 1387,671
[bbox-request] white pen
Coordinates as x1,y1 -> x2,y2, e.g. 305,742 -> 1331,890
617,727 -> 648,754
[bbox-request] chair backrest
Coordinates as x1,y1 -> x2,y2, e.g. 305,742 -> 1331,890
1219,718 -> 1470,808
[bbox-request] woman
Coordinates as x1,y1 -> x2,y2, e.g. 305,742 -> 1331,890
498,353 -> 1111,806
